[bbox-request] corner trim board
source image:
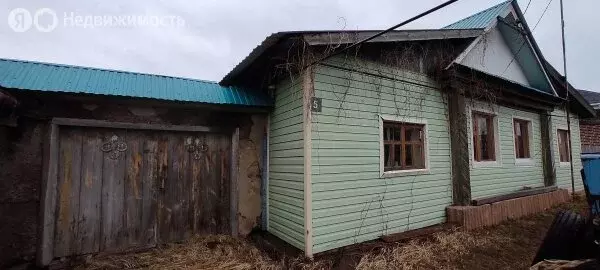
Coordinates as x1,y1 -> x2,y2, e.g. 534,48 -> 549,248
302,67 -> 314,257
262,117 -> 270,230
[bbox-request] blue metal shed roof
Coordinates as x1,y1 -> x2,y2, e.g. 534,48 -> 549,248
444,0 -> 512,29
0,58 -> 271,107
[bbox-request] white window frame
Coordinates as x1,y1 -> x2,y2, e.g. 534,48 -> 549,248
468,103 -> 502,168
511,116 -> 534,167
556,126 -> 571,167
379,115 -> 430,178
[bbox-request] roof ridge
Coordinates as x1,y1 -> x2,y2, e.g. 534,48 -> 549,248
444,0 -> 512,29
0,57 -> 220,85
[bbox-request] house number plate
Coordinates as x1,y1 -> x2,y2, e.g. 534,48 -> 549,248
311,97 -> 322,112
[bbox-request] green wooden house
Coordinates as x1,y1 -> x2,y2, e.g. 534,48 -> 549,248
221,0 -> 595,256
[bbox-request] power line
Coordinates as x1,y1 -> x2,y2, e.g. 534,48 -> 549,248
306,0 -> 461,67
532,0 -> 554,30
523,0 -> 532,14
501,0 -> 554,74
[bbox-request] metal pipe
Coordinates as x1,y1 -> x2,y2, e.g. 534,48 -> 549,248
559,0 -> 576,196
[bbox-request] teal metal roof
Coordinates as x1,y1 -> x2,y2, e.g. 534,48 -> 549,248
0,58 -> 271,106
444,0 -> 512,29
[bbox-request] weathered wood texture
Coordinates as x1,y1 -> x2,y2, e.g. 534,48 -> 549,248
447,188 -> 570,230
540,113 -> 556,186
448,91 -> 472,205
52,118 -> 228,133
471,186 -> 557,206
38,124 -> 59,266
49,126 -> 231,259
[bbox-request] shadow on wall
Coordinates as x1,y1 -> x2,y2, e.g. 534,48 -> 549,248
0,121 -> 43,267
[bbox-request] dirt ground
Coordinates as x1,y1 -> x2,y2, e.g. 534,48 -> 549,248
79,196 -> 589,270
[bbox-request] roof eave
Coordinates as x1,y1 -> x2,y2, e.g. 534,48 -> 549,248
220,32 -> 295,85
220,29 -> 483,86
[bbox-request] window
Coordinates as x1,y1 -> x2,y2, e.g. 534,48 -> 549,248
558,129 -> 571,162
513,119 -> 530,159
472,112 -> 496,162
383,121 -> 425,171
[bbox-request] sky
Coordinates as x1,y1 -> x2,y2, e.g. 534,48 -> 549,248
0,0 -> 598,91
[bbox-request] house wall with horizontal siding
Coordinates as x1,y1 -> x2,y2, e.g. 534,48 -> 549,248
550,108 -> 583,191
467,103 -> 545,199
310,57 -> 452,253
268,77 -> 305,250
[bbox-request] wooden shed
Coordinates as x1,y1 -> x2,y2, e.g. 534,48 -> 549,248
0,59 -> 271,267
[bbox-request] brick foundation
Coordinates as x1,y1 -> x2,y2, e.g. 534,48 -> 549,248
447,189 -> 570,230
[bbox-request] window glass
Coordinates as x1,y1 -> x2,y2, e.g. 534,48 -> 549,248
473,113 -> 496,162
514,119 -> 530,159
383,121 -> 425,171
558,129 -> 570,162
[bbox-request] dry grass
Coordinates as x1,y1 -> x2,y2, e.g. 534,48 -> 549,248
80,196 -> 588,270
79,235 -> 332,270
355,195 -> 589,270
79,235 -> 281,270
355,229 -> 507,270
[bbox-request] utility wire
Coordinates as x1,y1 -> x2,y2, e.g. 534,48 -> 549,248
306,0 -> 461,68
501,0 -> 554,75
523,0 -> 532,15
532,0 -> 554,30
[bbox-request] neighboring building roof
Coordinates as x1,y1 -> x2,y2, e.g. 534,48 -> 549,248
578,89 -> 600,105
578,89 -> 600,109
543,61 -> 596,118
0,58 -> 271,107
444,0 -> 512,29
220,29 -> 483,85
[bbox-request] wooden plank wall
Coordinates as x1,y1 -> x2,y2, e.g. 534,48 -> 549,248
46,126 -> 232,261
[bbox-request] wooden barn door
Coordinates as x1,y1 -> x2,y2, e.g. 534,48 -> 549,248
156,131 -> 232,243
51,126 -> 231,258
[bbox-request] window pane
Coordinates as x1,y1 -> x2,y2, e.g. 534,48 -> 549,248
384,144 -> 391,168
413,145 -> 425,169
405,128 -> 422,142
558,130 -> 570,162
514,120 -> 530,159
522,122 -> 529,158
478,117 -> 488,136
473,113 -> 495,161
394,145 -> 402,167
394,127 -> 401,141
405,144 -> 413,167
405,144 -> 425,169
384,126 -> 391,141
